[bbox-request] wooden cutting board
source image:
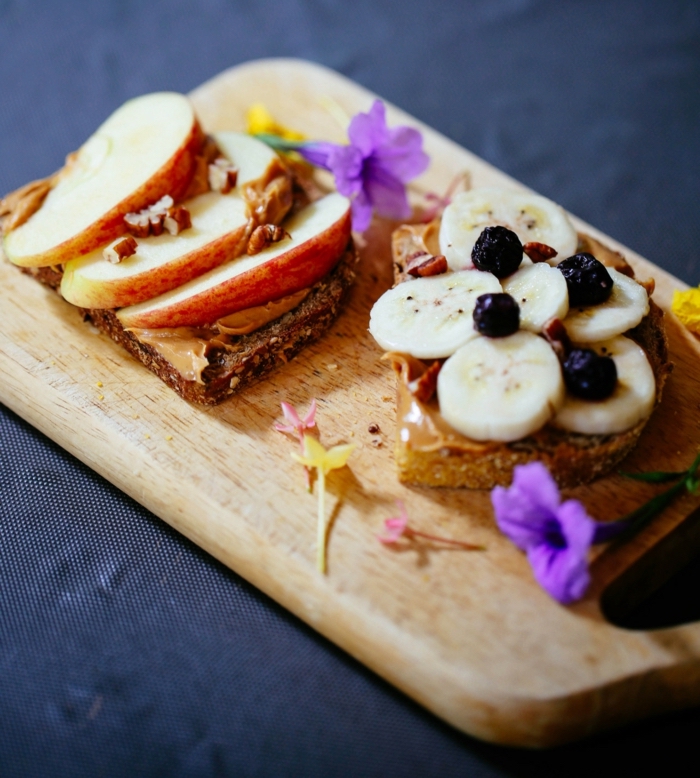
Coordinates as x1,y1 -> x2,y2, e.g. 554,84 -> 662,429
2,58 -> 700,748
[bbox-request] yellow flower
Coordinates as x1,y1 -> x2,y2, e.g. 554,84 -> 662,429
292,435 -> 355,573
246,104 -> 306,142
672,288 -> 700,334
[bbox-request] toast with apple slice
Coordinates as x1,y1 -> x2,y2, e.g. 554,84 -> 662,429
369,187 -> 670,488
1,92 -> 357,404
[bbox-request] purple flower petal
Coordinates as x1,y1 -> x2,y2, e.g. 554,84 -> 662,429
347,100 -> 389,157
326,144 -> 364,198
527,500 -> 595,603
350,189 -> 373,233
363,161 -> 411,221
298,141 -> 337,170
297,100 -> 428,233
374,126 -> 430,182
512,462 -> 561,514
491,461 -> 597,604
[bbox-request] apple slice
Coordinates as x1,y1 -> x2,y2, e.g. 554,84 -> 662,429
60,132 -> 291,310
117,193 -> 351,329
4,92 -> 202,268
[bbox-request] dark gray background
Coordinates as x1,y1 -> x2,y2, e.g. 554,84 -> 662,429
1,1 -> 699,775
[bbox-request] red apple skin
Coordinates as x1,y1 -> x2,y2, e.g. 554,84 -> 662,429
6,120 -> 204,268
60,221 -> 249,310
117,207 -> 351,329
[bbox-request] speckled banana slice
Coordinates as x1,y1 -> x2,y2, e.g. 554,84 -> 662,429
502,262 -> 569,332
564,269 -> 649,342
369,270 -> 502,359
437,331 -> 564,441
553,336 -> 655,434
439,187 -> 579,271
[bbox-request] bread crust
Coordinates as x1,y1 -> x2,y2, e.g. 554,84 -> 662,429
22,243 -> 357,405
388,223 -> 671,489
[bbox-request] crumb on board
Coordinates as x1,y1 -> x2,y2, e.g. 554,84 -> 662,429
97,394 -> 104,401
165,435 -> 173,441
326,363 -> 338,371
96,381 -> 103,388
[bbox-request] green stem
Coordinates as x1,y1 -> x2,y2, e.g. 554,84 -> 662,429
253,133 -> 306,152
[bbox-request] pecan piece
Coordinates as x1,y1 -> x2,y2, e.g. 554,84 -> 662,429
103,235 -> 138,264
542,318 -> 572,362
208,158 -> 238,194
123,210 -> 151,238
163,205 -> 192,235
247,224 -> 291,255
124,195 -> 191,238
523,242 -> 558,263
407,253 -> 448,278
408,360 -> 442,403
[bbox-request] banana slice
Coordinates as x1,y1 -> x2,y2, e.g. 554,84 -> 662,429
439,187 -> 578,271
553,336 -> 655,434
437,331 -> 564,441
564,269 -> 649,342
369,270 -> 502,359
502,262 -> 569,332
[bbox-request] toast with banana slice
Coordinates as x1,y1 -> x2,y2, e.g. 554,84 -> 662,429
369,186 -> 670,489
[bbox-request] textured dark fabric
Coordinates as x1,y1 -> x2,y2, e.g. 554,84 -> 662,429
1,1 -> 699,775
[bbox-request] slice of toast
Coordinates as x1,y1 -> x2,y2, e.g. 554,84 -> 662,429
386,222 -> 671,489
21,240 -> 357,405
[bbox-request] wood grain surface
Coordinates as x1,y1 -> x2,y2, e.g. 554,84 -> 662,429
1,58 -> 700,747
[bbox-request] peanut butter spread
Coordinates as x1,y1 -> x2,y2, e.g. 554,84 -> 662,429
129,288 -> 310,383
388,352 -> 495,453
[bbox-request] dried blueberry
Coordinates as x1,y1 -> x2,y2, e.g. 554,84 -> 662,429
557,253 -> 613,306
563,348 -> 617,400
471,226 -> 523,278
473,293 -> 520,338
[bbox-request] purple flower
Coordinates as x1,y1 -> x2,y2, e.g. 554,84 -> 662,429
300,100 -> 429,232
491,462 -> 596,604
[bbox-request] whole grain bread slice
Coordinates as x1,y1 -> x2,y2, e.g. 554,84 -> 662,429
22,242 -> 357,405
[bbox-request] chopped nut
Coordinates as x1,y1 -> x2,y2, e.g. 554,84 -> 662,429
407,253 -> 448,277
247,224 -> 291,255
371,438 -> 383,447
542,318 -> 572,362
408,360 -> 442,403
163,205 -> 192,235
640,277 -> 656,295
124,211 -> 151,238
523,242 -> 557,263
368,423 -> 380,434
208,157 -> 238,194
124,195 -> 191,238
103,235 -> 138,264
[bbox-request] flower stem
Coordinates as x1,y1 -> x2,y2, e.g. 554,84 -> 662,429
406,529 -> 484,550
253,133 -> 305,152
317,469 -> 327,574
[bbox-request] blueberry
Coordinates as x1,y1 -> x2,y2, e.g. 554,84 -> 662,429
557,252 -> 613,306
473,293 -> 520,338
471,226 -> 523,278
563,348 -> 617,400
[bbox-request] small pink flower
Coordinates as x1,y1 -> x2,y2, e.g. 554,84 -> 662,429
377,501 -> 410,544
378,501 -> 482,550
274,399 -> 317,438
275,400 -> 318,491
